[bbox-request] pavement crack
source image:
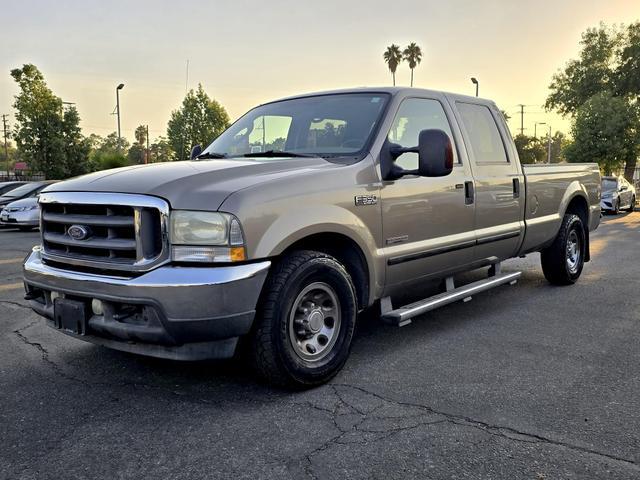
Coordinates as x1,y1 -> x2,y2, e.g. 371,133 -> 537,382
0,299 -> 30,310
331,383 -> 639,470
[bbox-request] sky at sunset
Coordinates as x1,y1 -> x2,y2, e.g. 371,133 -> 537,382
1,0 -> 639,145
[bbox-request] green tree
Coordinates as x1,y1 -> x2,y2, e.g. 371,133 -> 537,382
149,136 -> 174,163
546,22 -> 640,180
127,144 -> 145,164
60,106 -> 91,177
98,132 -> 129,154
167,84 -> 230,161
10,64 -> 93,179
548,131 -> 570,164
514,134 -> 547,164
134,125 -> 148,146
563,92 -> 639,176
402,43 -> 423,87
383,44 -> 403,86
0,140 -> 19,173
11,64 -> 64,178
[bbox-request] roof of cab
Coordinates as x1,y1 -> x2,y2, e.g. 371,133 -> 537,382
262,86 -> 493,107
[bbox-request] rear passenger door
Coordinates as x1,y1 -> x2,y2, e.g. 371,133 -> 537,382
453,101 -> 525,263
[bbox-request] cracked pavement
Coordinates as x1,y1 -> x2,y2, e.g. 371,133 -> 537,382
1,213 -> 640,479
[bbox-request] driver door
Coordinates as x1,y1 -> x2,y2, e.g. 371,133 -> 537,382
380,97 -> 476,290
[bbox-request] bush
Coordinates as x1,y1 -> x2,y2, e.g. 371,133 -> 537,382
92,151 -> 129,171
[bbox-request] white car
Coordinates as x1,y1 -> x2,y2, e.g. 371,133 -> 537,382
0,196 -> 40,231
600,176 -> 636,214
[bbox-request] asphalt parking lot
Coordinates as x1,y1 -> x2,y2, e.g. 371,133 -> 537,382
1,213 -> 639,479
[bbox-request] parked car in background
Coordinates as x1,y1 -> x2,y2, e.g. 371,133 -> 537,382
0,181 -> 28,196
0,181 -> 57,208
601,176 -> 636,214
0,196 -> 41,231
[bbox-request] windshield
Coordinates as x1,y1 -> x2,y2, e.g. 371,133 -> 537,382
201,93 -> 390,160
602,179 -> 618,193
1,183 -> 40,198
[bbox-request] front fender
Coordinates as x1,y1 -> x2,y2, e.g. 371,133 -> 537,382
253,205 -> 384,301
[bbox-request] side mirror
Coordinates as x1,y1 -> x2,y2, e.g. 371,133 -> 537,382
190,145 -> 202,160
417,129 -> 454,177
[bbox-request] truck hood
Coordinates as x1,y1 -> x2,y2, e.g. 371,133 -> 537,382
44,157 -> 336,210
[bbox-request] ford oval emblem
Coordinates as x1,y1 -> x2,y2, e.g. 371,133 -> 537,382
67,225 -> 91,241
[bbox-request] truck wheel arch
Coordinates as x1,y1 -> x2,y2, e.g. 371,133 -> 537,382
278,232 -> 371,310
563,194 -> 590,262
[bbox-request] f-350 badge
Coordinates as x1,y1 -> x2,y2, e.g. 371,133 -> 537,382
354,194 -> 378,206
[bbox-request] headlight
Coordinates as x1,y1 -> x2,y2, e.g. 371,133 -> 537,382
170,210 -> 246,263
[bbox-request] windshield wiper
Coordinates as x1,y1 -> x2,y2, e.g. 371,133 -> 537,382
197,152 -> 227,159
242,150 -> 315,158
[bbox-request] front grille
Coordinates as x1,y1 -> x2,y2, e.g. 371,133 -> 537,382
39,192 -> 169,272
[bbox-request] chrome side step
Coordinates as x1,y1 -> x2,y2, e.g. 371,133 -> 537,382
381,270 -> 521,327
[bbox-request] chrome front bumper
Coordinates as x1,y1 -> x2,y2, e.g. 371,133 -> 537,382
23,247 -> 270,360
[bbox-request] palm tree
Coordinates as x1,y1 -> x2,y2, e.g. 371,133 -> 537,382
403,43 -> 423,87
383,44 -> 403,86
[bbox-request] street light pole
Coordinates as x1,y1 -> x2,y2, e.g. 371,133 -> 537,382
471,77 -> 479,97
534,122 -> 546,139
116,83 -> 125,151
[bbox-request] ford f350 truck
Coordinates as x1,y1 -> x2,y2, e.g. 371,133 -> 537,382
23,88 -> 601,388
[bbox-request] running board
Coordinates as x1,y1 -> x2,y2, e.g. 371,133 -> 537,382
381,271 -> 521,327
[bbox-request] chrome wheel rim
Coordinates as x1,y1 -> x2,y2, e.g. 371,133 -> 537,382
288,282 -> 341,362
566,230 -> 581,273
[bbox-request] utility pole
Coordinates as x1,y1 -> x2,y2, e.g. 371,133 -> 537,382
517,104 -> 525,136
547,126 -> 552,164
146,125 -> 150,164
2,115 -> 9,180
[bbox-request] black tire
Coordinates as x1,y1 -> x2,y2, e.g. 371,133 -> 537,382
251,250 -> 357,389
627,196 -> 636,212
541,214 -> 586,285
614,199 -> 620,215
18,226 -> 34,232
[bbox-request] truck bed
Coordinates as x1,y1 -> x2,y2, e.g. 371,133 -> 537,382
519,163 -> 601,254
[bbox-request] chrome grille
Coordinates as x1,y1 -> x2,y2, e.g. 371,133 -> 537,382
39,192 -> 169,272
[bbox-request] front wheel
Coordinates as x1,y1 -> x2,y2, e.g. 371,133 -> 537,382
251,250 -> 357,389
541,214 -> 586,285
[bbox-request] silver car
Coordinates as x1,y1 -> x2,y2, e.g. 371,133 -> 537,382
601,176 -> 636,214
0,196 -> 40,230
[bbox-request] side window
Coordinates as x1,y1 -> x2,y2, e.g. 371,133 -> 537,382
457,103 -> 508,164
387,98 -> 458,170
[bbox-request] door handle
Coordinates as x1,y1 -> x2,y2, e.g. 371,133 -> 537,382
513,178 -> 520,198
464,181 -> 474,205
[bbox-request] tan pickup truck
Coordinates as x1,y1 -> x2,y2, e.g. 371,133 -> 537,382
23,87 -> 601,388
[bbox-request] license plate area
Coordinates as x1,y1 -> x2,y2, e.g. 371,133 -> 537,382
54,298 -> 89,335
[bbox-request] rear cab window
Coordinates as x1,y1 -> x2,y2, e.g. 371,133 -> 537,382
456,102 -> 509,165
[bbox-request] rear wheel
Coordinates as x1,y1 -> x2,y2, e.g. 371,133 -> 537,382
251,250 -> 357,389
541,214 -> 586,285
